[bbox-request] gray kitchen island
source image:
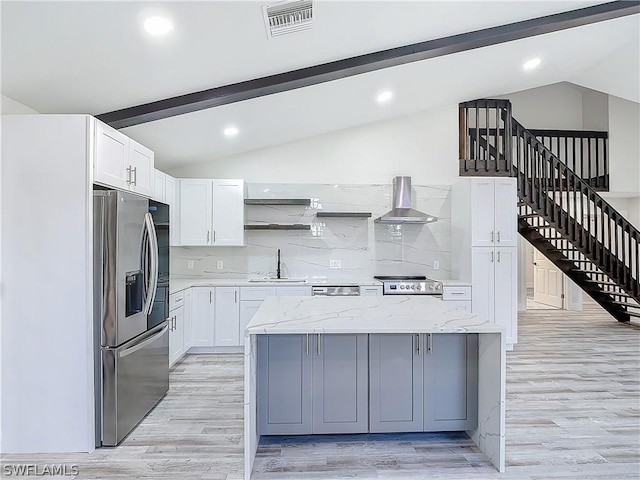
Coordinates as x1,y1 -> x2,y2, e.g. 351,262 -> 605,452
243,296 -> 505,479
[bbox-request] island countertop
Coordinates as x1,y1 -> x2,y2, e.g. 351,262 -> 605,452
246,295 -> 503,335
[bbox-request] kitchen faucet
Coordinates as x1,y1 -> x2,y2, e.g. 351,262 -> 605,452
276,249 -> 281,279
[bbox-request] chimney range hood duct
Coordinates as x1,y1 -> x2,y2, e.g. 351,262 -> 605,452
374,176 -> 438,224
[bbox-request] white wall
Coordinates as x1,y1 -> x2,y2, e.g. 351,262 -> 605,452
168,104 -> 459,185
500,82 -> 584,130
1,95 -> 38,114
582,89 -> 609,131
608,95 -> 640,195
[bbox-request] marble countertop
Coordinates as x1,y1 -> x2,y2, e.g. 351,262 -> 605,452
170,276 -> 384,294
246,296 -> 501,335
170,277 -> 471,294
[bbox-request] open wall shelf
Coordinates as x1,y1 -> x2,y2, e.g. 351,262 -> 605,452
244,199 -> 311,205
244,224 -> 311,230
316,212 -> 372,218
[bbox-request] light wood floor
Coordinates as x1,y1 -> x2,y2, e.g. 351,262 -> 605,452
2,299 -> 638,479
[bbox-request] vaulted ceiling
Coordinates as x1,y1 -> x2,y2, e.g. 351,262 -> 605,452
2,1 -> 638,170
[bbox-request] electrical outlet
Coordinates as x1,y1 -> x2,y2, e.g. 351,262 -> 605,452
217,260 -> 224,270
329,260 -> 342,269
433,261 -> 440,270
187,260 -> 194,270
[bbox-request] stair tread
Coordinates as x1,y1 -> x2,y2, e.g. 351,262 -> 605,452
627,311 -> 640,318
583,280 -> 620,286
603,299 -> 640,308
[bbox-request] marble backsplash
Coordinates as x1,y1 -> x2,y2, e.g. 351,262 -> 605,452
171,182 -> 452,280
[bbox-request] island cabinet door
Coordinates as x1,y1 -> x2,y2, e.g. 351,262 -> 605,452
257,335 -> 312,435
311,334 -> 368,434
369,334 -> 423,433
423,334 -> 478,431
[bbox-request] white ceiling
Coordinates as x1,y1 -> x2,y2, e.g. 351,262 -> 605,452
2,1 -> 638,171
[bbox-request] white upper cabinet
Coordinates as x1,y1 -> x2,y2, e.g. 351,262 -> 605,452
178,178 -> 245,246
127,140 -> 154,197
94,121 -> 129,191
153,170 -> 166,202
180,179 -> 213,245
212,179 -> 245,246
470,178 -> 517,247
93,119 -> 154,198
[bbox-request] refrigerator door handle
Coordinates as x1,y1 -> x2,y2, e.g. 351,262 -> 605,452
142,212 -> 159,316
119,324 -> 169,358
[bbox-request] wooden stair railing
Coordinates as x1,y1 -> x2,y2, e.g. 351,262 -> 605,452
459,99 -> 639,322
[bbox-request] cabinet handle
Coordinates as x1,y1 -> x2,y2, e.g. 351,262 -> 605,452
213,230 -> 216,243
132,166 -> 137,186
317,333 -> 321,356
497,231 -> 501,243
490,230 -> 494,243
491,251 -> 494,263
126,166 -> 132,185
210,291 -> 212,303
450,292 -> 465,295
416,334 -> 420,356
427,333 -> 433,355
306,334 -> 309,356
497,250 -> 501,263
207,231 -> 210,243
235,290 -> 237,303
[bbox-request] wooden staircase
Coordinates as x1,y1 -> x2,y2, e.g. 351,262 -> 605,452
459,99 -> 640,322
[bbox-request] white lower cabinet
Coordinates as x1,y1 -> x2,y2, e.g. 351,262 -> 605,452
214,287 -> 240,346
190,287 -> 215,347
169,291 -> 187,367
360,285 -> 383,296
471,247 -> 517,346
442,286 -> 472,311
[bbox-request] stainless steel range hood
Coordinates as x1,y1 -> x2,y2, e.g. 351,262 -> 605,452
374,176 -> 438,224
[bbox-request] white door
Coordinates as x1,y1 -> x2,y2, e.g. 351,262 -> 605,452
94,120 -> 129,190
493,179 -> 517,246
190,287 -> 215,347
212,179 -> 245,246
533,249 -> 564,308
471,180 -> 496,247
494,247 -> 517,346
180,179 -> 213,245
214,287 -> 240,346
128,140 -> 154,197
471,247 -> 495,323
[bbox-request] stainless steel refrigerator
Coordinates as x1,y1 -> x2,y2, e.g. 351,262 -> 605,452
93,189 -> 169,447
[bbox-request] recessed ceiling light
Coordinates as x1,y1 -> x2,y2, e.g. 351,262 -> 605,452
522,58 -> 541,71
144,16 -> 173,36
224,126 -> 239,137
376,90 -> 394,104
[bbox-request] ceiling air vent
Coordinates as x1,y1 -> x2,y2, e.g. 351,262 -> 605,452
262,0 -> 313,39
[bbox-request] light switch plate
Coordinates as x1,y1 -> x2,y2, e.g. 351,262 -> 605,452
187,260 -> 194,270
217,260 -> 224,269
433,261 -> 440,270
329,260 -> 342,269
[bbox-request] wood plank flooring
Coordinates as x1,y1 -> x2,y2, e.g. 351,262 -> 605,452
1,298 -> 638,479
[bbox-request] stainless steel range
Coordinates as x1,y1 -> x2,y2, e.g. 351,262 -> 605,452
373,276 -> 443,296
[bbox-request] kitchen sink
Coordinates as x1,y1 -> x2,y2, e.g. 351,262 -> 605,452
249,278 -> 307,283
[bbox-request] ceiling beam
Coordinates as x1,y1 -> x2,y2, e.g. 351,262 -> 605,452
97,1 -> 640,129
